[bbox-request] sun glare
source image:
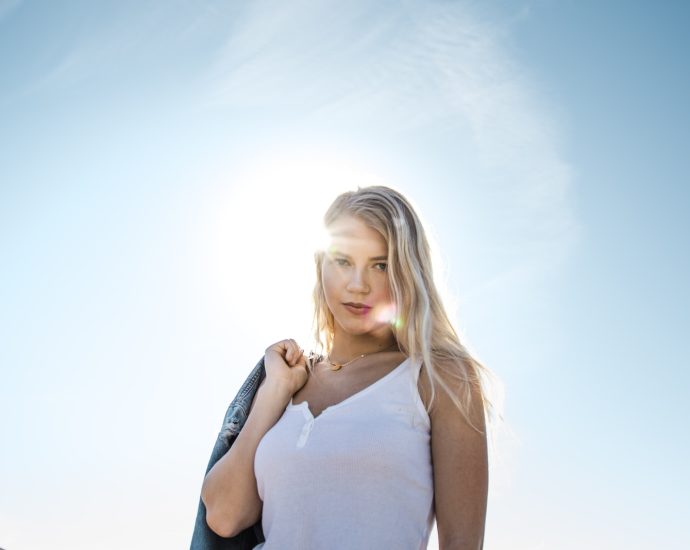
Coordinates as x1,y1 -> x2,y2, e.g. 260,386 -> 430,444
206,146 -> 390,343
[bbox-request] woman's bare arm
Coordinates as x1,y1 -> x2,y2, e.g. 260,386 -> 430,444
201,339 -> 308,538
201,377 -> 292,537
426,361 -> 489,550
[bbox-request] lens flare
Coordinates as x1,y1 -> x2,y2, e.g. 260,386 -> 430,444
375,302 -> 402,329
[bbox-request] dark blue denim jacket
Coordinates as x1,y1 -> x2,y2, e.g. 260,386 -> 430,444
190,356 -> 267,550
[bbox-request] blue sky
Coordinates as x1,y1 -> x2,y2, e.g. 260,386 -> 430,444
1,1 -> 688,549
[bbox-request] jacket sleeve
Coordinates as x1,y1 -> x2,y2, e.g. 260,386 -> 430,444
190,357 -> 267,550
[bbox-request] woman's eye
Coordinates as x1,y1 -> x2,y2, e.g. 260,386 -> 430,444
374,263 -> 388,271
335,258 -> 349,266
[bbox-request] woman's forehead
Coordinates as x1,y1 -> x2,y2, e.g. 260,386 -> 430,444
327,216 -> 387,251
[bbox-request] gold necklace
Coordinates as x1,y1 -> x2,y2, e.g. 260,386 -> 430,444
323,344 -> 400,372
325,353 -> 367,371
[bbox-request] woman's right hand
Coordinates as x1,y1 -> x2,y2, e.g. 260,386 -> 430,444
263,339 -> 309,396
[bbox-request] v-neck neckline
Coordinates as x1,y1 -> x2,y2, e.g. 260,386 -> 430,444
288,356 -> 411,421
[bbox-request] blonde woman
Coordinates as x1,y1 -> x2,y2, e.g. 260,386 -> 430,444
197,186 -> 495,550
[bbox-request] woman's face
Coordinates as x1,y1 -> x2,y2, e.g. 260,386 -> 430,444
321,215 -> 396,338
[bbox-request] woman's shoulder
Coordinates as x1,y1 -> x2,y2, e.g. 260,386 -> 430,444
417,354 -> 476,414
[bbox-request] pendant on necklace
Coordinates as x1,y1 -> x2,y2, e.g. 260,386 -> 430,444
330,363 -> 343,371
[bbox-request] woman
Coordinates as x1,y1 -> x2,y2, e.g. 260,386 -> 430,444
200,185 -> 495,549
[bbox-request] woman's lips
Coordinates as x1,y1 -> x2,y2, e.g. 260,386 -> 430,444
343,303 -> 372,315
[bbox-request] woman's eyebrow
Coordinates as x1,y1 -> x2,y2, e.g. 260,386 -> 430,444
332,250 -> 388,261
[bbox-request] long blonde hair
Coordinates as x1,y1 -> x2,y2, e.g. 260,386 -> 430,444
311,185 -> 499,434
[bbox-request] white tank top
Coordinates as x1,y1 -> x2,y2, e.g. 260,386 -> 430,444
253,356 -> 435,549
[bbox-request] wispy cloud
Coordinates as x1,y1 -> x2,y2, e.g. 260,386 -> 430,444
202,0 -> 579,279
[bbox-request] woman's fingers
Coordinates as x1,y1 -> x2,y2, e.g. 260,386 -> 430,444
290,340 -> 302,362
295,349 -> 307,369
269,338 -> 303,366
263,339 -> 309,392
286,340 -> 294,364
287,339 -> 295,362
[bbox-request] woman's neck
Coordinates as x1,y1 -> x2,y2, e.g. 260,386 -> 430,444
329,328 -> 399,363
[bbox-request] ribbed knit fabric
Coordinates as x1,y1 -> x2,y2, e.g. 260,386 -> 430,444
252,356 -> 435,550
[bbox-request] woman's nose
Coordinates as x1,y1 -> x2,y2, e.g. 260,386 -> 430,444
346,269 -> 369,292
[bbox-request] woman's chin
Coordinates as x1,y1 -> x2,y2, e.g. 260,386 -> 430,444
338,320 -> 392,338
